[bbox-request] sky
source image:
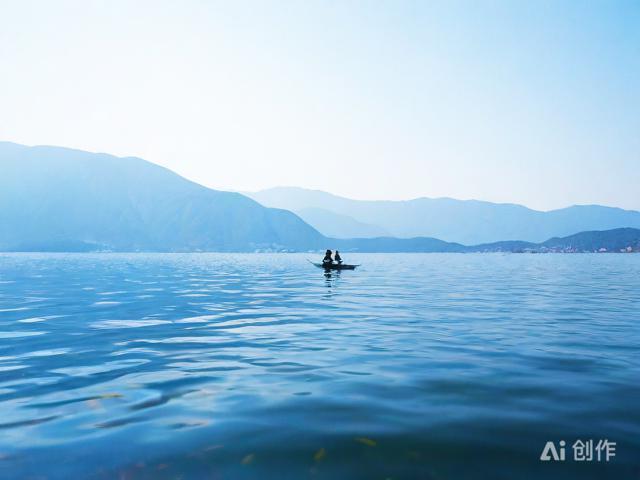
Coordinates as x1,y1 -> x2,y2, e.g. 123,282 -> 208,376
1,0 -> 639,211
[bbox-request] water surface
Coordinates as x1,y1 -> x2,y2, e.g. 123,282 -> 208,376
0,253 -> 638,479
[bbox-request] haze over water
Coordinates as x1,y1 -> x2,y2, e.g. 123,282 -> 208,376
0,253 -> 638,479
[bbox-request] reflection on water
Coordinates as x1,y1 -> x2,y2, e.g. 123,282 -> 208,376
0,253 -> 639,479
323,269 -> 340,295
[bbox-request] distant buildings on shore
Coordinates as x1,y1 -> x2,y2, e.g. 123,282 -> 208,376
497,245 -> 639,254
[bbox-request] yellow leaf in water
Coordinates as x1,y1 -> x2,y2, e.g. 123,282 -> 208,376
355,437 -> 377,447
241,453 -> 255,465
313,448 -> 326,462
98,393 -> 123,399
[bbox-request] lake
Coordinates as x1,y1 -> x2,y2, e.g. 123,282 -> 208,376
0,253 -> 638,479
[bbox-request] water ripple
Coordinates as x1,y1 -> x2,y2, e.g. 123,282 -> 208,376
0,252 -> 638,479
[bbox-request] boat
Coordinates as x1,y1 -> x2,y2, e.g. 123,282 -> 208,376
309,261 -> 359,270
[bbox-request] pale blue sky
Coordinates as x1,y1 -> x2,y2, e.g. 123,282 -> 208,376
1,0 -> 638,210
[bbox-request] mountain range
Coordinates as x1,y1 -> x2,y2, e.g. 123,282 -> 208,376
0,142 -> 324,252
1,142 -> 639,254
332,228 -> 640,253
247,187 -> 640,244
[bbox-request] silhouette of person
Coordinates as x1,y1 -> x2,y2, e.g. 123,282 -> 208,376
322,249 -> 333,265
334,250 -> 342,264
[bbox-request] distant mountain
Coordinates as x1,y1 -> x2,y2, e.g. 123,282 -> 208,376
2,143 -> 639,254
247,187 -> 640,244
468,228 -> 640,253
0,142 -> 324,252
332,228 -> 640,253
335,236 -> 464,253
295,207 -> 390,238
540,227 -> 640,253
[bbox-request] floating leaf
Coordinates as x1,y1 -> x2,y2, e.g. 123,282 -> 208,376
314,448 -> 326,462
98,393 -> 123,399
355,437 -> 377,447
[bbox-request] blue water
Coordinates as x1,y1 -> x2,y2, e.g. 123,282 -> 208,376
0,253 -> 638,479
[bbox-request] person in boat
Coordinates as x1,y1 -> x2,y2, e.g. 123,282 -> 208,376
334,250 -> 342,264
322,249 -> 333,265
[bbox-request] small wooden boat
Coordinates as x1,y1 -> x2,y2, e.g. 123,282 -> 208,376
310,261 -> 359,270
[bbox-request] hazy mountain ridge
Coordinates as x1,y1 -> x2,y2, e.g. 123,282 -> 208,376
333,228 -> 640,253
467,228 -> 640,253
295,207 -> 390,238
0,142 -> 324,252
2,142 -> 639,254
247,187 -> 640,244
